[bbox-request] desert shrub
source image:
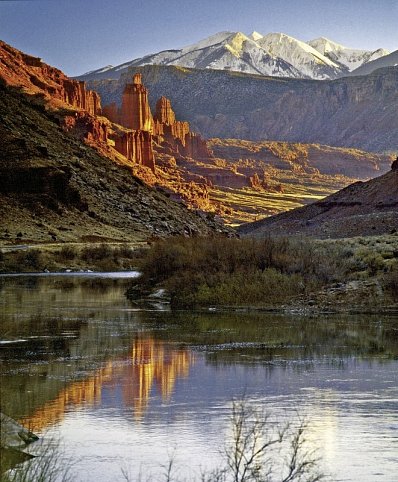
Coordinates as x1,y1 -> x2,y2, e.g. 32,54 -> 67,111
113,244 -> 137,259
136,236 -> 352,308
383,263 -> 398,300
81,243 -> 112,262
57,245 -> 77,261
363,253 -> 385,276
12,249 -> 43,271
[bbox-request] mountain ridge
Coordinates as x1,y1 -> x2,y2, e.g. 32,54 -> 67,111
77,31 -> 390,81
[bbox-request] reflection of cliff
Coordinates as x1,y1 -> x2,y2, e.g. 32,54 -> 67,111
20,337 -> 193,432
124,337 -> 192,418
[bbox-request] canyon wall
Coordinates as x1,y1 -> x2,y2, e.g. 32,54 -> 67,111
0,41 -> 156,171
86,65 -> 398,153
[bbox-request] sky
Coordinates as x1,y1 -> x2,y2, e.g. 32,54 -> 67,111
0,0 -> 397,76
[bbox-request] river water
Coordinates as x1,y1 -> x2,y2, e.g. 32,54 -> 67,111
0,274 -> 397,481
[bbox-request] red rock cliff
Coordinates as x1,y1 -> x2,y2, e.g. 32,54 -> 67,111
152,95 -> 212,159
113,130 -> 155,171
0,40 -> 101,116
154,96 -> 176,126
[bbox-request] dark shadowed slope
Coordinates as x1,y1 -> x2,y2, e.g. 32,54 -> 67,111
238,163 -> 398,239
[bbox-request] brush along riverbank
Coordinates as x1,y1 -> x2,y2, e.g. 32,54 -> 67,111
127,235 -> 398,313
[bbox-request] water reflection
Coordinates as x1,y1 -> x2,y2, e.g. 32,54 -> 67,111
1,275 -> 398,482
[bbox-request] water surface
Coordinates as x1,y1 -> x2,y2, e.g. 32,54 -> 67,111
1,274 -> 397,481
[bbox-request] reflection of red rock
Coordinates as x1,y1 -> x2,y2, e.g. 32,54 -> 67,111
20,337 -> 194,430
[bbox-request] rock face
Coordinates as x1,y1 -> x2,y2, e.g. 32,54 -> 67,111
0,41 -> 158,172
0,40 -> 101,116
0,79 -> 232,243
101,74 -> 155,170
114,130 -> 155,171
152,96 -> 212,159
154,96 -> 176,125
1,412 -> 39,449
119,73 -> 153,131
102,76 -> 212,168
87,65 -> 398,153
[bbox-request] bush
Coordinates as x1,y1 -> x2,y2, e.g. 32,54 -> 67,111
57,245 -> 77,261
383,263 -> 398,300
136,236 -> 352,308
81,244 -> 112,262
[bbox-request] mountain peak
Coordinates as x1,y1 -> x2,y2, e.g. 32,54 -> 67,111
308,37 -> 347,54
249,31 -> 263,41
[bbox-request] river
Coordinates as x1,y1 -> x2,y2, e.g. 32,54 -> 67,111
0,273 -> 397,481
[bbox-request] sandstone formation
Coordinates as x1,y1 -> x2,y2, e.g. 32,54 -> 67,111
101,74 -> 155,170
113,130 -> 155,171
119,73 -> 153,131
62,112 -> 108,144
0,40 -> 101,116
152,95 -> 212,159
0,79 -> 232,244
102,76 -> 212,170
0,41 -> 158,172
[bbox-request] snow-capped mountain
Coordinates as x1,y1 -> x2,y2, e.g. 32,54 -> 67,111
349,49 -> 398,76
78,31 -> 390,81
308,37 -> 389,72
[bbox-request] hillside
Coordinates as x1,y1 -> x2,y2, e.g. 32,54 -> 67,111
238,163 -> 398,238
85,65 -> 398,153
0,82 -> 228,245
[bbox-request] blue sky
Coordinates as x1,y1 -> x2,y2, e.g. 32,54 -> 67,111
0,0 -> 397,76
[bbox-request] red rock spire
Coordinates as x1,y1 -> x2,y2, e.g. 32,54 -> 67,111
119,74 -> 153,131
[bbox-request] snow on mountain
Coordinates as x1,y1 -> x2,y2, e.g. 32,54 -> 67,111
349,49 -> 398,76
248,31 -> 264,42
308,37 -> 390,72
78,31 -> 390,81
111,31 -> 304,78
257,33 -> 341,79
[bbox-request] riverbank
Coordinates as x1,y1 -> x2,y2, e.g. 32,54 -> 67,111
127,234 -> 398,312
0,242 -> 146,273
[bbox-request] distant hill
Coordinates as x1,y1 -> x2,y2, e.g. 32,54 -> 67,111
238,163 -> 398,239
85,64 -> 398,153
